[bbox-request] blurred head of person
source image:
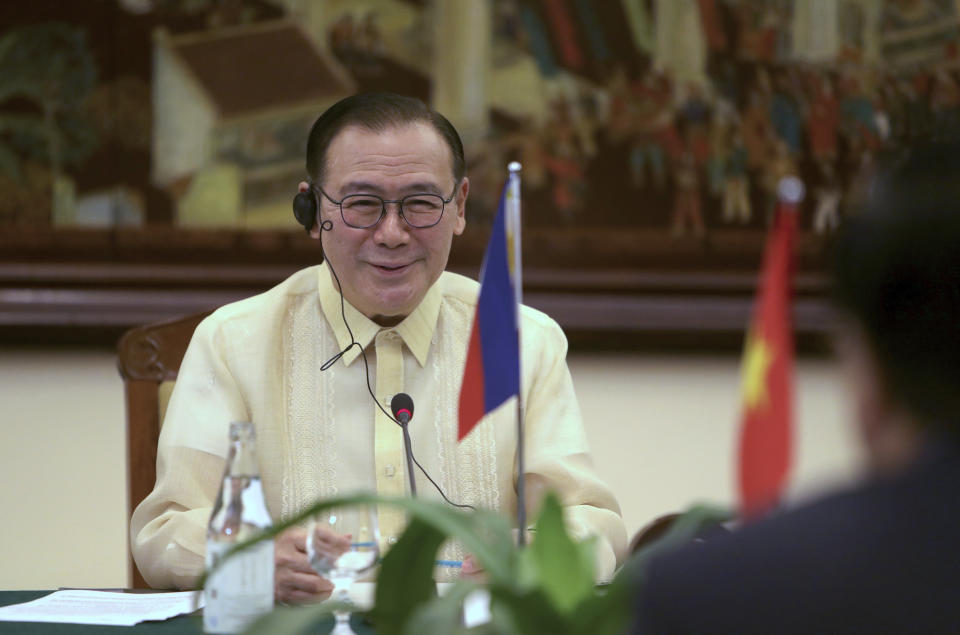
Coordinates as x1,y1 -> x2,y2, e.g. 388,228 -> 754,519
831,141 -> 960,474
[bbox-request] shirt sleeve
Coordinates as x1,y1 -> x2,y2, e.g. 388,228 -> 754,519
520,313 -> 628,582
129,314 -> 248,589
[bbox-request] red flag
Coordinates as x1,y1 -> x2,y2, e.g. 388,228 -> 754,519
737,177 -> 802,520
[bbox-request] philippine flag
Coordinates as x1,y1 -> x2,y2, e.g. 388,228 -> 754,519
457,178 -> 521,441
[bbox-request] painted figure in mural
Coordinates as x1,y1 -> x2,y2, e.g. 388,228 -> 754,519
630,70 -> 674,190
872,92 -> 892,145
570,86 -> 600,160
671,128 -> 705,239
760,139 -> 796,224
707,110 -> 730,200
676,82 -> 712,172
840,73 -> 880,154
734,1 -> 780,62
328,10 -> 383,75
677,82 -> 712,131
130,93 -> 627,601
741,87 -> 775,173
813,162 -> 842,234
722,128 -> 751,225
508,117 -> 548,193
354,11 -> 385,72
543,99 -> 586,223
604,65 -> 635,146
807,73 -> 839,166
769,70 -> 803,156
328,13 -> 356,60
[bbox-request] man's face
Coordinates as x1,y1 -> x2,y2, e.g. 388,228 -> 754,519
312,122 -> 468,325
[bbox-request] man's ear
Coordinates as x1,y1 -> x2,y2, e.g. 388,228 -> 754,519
453,177 -> 469,236
836,322 -> 886,438
299,181 -> 322,239
836,320 -> 915,470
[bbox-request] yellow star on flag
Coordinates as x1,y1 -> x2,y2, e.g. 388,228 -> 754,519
741,332 -> 773,409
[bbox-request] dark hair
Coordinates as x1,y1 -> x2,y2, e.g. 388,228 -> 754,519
305,92 -> 465,186
831,142 -> 960,429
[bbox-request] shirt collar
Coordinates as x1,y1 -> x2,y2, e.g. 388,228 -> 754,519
316,263 -> 442,368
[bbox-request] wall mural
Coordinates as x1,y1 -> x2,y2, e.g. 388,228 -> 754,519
1,0 -> 958,264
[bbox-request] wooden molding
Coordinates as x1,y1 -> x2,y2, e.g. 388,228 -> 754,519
0,227 -> 835,348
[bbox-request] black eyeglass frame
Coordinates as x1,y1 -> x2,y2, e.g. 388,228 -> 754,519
314,182 -> 460,229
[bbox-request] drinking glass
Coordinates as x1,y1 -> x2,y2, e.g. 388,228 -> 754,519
306,503 -> 380,635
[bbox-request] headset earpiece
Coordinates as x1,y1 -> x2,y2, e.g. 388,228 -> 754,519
292,189 -> 317,230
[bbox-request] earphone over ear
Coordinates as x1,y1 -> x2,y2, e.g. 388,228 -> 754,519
292,186 -> 317,230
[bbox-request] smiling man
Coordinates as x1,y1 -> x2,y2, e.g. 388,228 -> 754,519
131,93 -> 626,603
308,120 -> 467,324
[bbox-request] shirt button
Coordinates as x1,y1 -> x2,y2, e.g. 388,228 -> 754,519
387,536 -> 397,545
384,464 -> 396,477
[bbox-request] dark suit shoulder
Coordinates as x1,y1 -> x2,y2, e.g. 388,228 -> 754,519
634,448 -> 960,634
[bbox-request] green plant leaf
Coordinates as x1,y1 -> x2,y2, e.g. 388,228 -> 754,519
524,493 -> 596,615
243,601 -> 336,635
567,578 -> 634,635
403,580 -> 479,635
197,493 -> 518,635
489,586 -> 570,635
201,491 -> 691,635
198,494 -> 511,590
370,516 -> 443,635
385,498 -> 516,587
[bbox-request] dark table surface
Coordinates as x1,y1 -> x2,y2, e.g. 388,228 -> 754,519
0,591 -> 373,634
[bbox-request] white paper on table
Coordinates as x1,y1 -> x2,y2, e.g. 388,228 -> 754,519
0,590 -> 204,626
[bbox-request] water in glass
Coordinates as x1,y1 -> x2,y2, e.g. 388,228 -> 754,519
306,504 -> 380,635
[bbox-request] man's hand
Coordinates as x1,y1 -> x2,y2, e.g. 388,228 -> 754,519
274,527 -> 334,604
461,554 -> 487,582
308,523 -> 351,572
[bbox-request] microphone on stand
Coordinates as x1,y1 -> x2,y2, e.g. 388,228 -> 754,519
390,393 -> 417,497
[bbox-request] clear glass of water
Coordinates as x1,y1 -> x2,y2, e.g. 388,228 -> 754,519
306,503 -> 380,635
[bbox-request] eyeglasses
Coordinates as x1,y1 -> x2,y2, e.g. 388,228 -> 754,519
316,183 -> 459,229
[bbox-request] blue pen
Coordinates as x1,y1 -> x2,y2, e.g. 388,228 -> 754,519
356,542 -> 461,568
434,559 -> 463,568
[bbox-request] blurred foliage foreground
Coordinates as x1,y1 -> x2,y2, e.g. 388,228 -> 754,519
200,493 -> 731,635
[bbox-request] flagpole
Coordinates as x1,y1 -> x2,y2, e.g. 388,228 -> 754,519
507,161 -> 527,547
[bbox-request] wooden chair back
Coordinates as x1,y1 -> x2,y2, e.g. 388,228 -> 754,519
629,513 -> 682,555
117,310 -> 211,588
